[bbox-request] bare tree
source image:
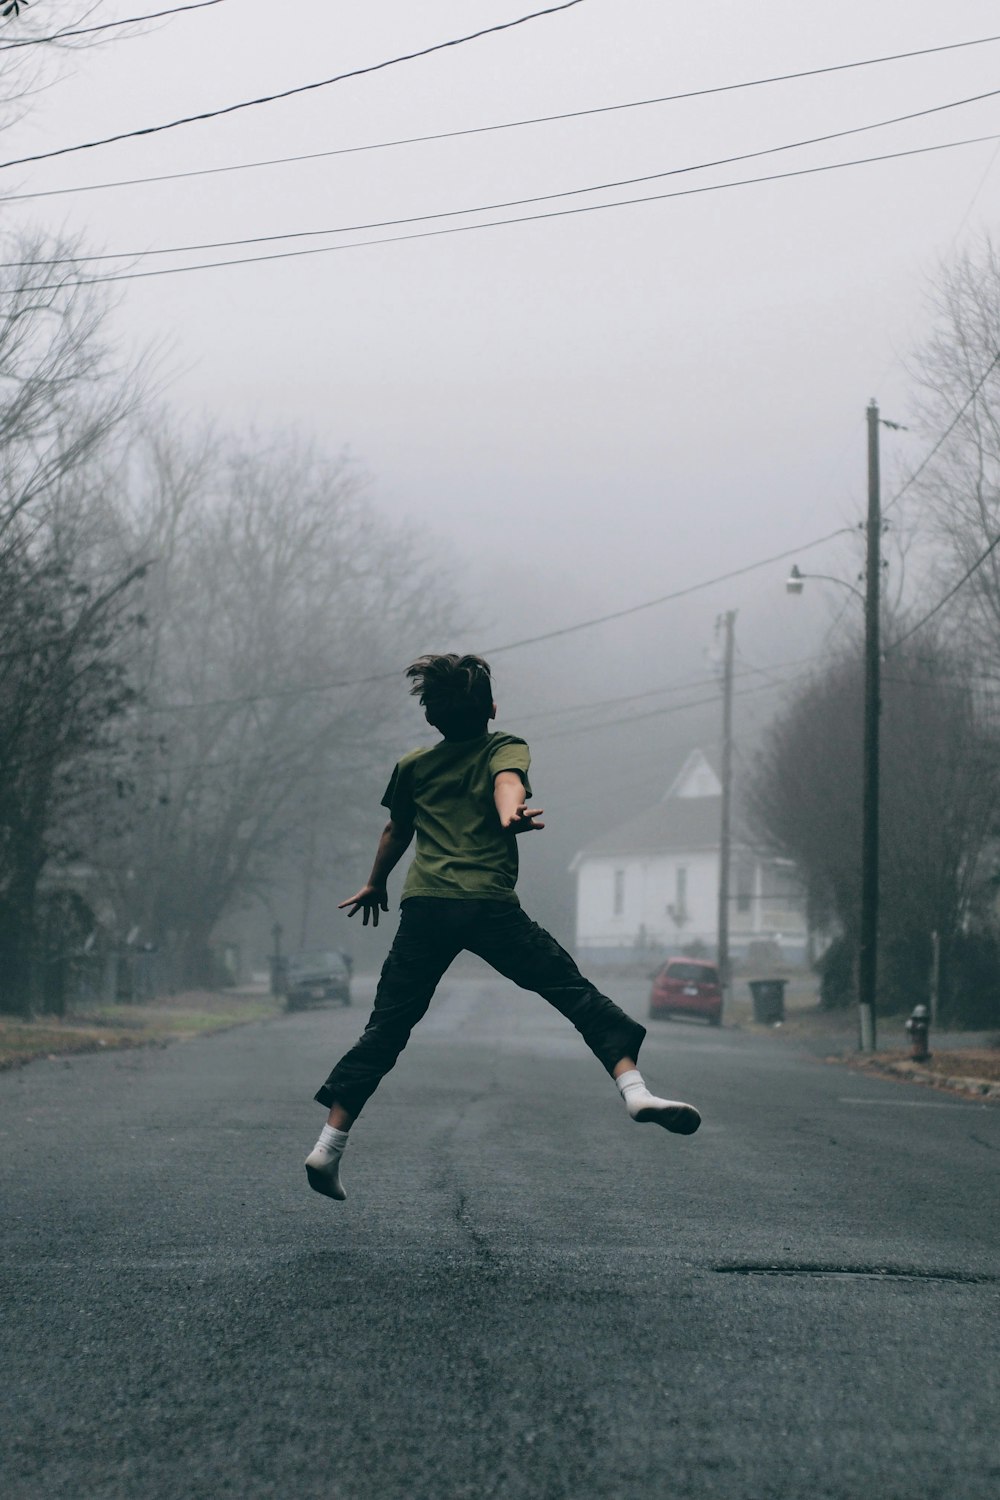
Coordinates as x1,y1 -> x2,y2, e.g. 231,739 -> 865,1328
0,236 -> 144,1012
747,632 -> 999,1017
102,422 -> 458,984
0,5 -> 107,124
908,238 -> 1000,661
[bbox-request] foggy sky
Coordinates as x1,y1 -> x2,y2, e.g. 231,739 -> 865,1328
3,0 -> 998,938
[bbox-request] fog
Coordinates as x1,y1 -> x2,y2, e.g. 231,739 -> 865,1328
2,0 -> 998,961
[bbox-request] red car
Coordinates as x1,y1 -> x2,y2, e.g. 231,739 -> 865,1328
648,957 -> 723,1026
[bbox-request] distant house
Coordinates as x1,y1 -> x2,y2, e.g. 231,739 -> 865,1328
570,748 -> 808,966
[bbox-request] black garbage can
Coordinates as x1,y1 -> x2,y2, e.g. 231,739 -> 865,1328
748,978 -> 786,1024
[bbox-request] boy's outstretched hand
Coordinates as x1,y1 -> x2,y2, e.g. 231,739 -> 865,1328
494,770 -> 543,834
338,884 -> 389,925
503,806 -> 545,835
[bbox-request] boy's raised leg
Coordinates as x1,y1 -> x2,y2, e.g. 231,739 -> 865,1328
307,902 -> 463,1199
469,905 -> 701,1136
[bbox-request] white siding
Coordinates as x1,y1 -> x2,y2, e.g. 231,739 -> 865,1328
576,851 -> 719,950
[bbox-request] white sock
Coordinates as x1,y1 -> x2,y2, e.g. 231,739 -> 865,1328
305,1124 -> 350,1200
616,1069 -> 701,1135
311,1124 -> 350,1161
616,1068 -> 646,1104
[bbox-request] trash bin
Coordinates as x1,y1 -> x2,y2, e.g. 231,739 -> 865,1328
748,978 -> 786,1024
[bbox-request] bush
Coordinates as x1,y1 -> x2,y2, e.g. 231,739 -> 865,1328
814,935 -> 854,1010
943,933 -> 1000,1029
878,932 -> 931,1016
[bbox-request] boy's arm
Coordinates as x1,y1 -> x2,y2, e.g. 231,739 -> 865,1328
338,818 -> 414,926
494,770 -> 545,834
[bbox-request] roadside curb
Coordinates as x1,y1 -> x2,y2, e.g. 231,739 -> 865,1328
835,1052 -> 1000,1102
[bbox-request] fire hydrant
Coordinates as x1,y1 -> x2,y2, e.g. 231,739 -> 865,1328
905,1003 -> 931,1062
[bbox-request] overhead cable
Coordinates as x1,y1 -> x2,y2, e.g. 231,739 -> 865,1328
0,1 -> 224,52
146,530 -> 852,714
888,531 -> 1000,649
23,130 -> 1000,292
513,654 -> 826,726
7,30 -> 1000,204
0,0 -> 586,172
884,349 -> 1000,512
531,677 -> 799,742
14,83 -> 1000,270
7,673 -> 792,780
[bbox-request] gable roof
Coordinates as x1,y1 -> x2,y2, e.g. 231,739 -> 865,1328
575,792 -> 723,859
570,743 -> 752,863
667,747 -> 722,801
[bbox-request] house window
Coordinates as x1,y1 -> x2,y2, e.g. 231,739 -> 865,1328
613,869 -> 625,916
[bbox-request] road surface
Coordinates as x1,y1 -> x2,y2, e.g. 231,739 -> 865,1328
3,969 -> 998,1499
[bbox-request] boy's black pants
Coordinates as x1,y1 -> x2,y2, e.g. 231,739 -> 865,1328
314,897 -> 647,1119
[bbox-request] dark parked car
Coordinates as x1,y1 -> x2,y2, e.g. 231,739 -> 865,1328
648,957 -> 722,1025
285,949 -> 352,1011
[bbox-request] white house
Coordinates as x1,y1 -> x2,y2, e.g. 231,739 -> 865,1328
569,748 -> 808,966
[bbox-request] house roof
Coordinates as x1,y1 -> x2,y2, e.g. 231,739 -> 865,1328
577,792 -> 724,858
571,744 -> 752,862
653,744 -> 722,797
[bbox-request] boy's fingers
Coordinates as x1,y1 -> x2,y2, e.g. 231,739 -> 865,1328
512,816 -> 545,834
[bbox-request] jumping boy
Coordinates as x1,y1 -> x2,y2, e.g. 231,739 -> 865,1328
306,653 -> 700,1200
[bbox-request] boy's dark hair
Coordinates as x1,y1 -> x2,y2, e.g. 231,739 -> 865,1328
406,653 -> 493,738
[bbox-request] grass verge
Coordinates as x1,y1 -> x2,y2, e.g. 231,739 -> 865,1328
846,1049 -> 1000,1100
0,989 -> 282,1071
728,985 -> 1000,1101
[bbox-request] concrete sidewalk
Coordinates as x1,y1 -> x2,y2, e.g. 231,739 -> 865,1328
728,982 -> 1000,1102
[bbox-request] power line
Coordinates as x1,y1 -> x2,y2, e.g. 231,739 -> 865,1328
22,130 -> 1000,292
0,0 -> 586,173
531,677 -> 798,743
481,532 -> 857,657
8,30 -> 1000,205
884,349 -> 1000,512
16,84 -> 1000,271
512,655 -> 825,727
514,676 -> 727,726
0,0 -> 224,52
888,530 -> 1000,649
948,139 -> 1000,248
145,530 -> 851,714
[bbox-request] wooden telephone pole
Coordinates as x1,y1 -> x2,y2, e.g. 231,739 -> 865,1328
716,610 -> 736,1006
858,399 -> 883,1052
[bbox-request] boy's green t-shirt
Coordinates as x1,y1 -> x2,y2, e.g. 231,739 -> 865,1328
381,731 -> 532,903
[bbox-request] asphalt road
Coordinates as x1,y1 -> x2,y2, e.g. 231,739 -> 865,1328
3,969 -> 998,1500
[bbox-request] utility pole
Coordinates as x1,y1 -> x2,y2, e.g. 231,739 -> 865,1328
299,817 -> 318,951
716,610 -> 736,1008
858,399 -> 882,1053
929,929 -> 941,1028
270,920 -> 284,998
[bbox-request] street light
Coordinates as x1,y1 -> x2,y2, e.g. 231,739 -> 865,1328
786,400 -> 884,1053
785,565 -> 864,604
